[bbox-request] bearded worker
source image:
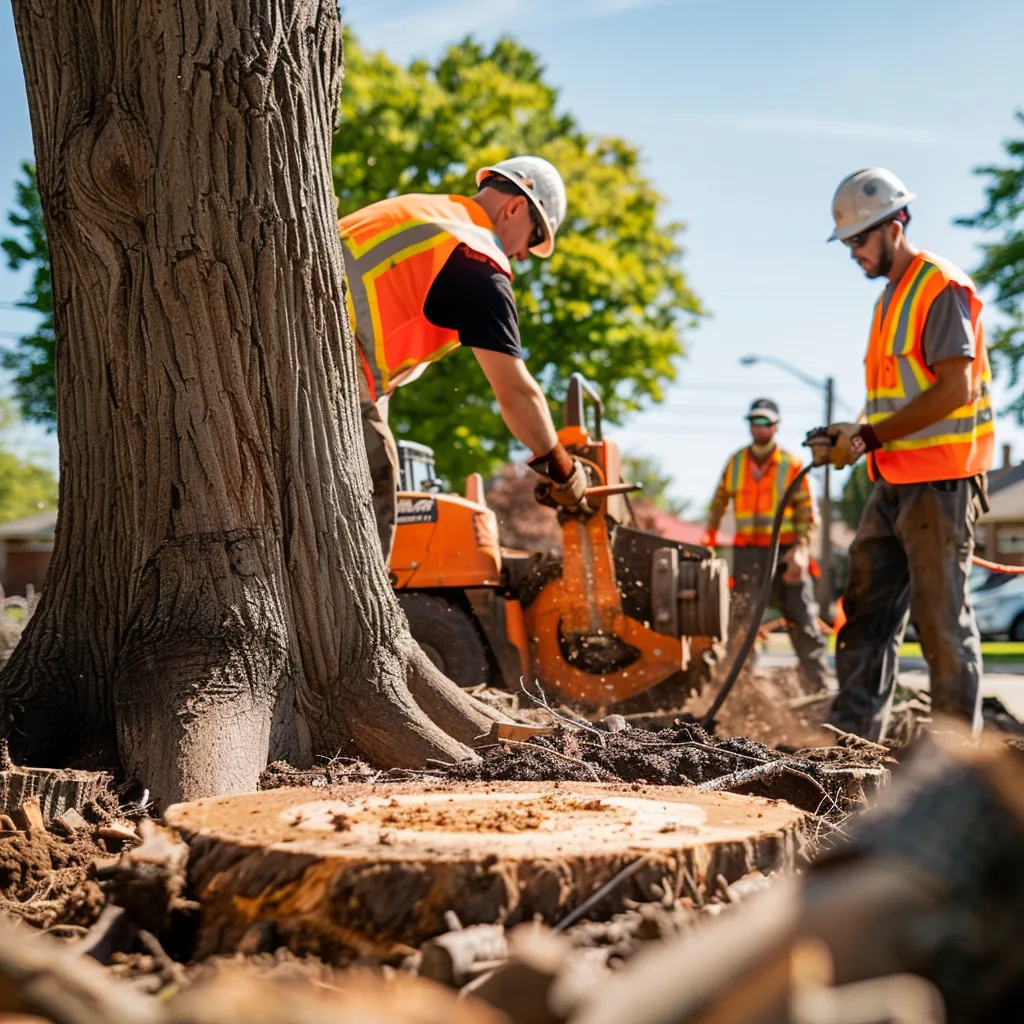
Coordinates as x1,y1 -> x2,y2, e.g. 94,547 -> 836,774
338,156 -> 587,560
703,398 -> 829,691
823,167 -> 994,741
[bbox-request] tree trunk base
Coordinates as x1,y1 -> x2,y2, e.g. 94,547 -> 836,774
165,781 -> 806,961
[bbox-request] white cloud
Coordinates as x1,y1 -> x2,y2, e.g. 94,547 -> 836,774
348,0 -> 674,58
349,1 -> 521,54
712,113 -> 946,144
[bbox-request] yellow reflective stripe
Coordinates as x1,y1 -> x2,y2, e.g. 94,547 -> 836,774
342,217 -> 430,260
885,420 -> 995,450
895,266 -> 940,356
388,339 -> 461,380
361,233 -> 454,391
728,452 -> 743,496
883,262 -> 930,357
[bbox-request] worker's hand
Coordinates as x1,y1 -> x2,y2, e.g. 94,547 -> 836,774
533,459 -> 588,513
825,423 -> 867,468
782,541 -> 809,584
700,529 -> 718,551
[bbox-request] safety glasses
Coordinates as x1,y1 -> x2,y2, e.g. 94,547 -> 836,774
527,203 -> 547,250
842,214 -> 899,250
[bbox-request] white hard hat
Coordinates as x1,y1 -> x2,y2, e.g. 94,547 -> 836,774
476,155 -> 567,258
827,167 -> 917,242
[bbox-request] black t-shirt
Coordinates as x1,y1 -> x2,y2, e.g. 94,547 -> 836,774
422,245 -> 522,358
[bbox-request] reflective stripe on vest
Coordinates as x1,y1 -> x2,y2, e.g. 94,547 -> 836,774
727,447 -> 798,545
864,252 -> 993,484
339,194 -> 511,396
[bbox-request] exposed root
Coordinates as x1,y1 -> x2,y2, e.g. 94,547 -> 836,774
404,642 -> 513,746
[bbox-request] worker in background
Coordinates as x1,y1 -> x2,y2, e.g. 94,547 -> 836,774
338,156 -> 586,561
702,399 -> 830,692
823,168 -> 993,741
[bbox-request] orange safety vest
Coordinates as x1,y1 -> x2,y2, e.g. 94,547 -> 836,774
865,251 -> 994,484
724,446 -> 808,547
338,193 -> 512,398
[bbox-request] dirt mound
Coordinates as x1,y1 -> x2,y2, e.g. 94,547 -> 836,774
0,827 -> 108,930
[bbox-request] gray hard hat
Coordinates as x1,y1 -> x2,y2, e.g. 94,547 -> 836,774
828,167 -> 916,242
747,398 -> 779,424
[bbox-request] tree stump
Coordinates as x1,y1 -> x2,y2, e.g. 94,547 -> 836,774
0,764 -> 112,823
165,781 -> 806,962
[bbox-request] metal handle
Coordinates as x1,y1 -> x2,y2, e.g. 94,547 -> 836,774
565,372 -> 604,440
584,482 -> 642,498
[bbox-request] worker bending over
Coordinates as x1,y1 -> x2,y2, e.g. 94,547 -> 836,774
824,168 -> 993,741
338,156 -> 586,560
703,399 -> 829,692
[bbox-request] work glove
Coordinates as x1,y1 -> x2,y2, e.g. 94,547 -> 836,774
530,456 -> 589,514
825,423 -> 868,468
782,541 -> 809,584
700,529 -> 718,551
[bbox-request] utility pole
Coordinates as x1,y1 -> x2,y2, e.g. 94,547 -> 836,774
819,377 -> 835,613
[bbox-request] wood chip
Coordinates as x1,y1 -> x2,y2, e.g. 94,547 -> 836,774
12,797 -> 45,832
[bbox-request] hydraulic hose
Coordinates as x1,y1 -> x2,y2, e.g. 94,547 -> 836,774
972,555 -> 1024,575
699,464 -> 814,729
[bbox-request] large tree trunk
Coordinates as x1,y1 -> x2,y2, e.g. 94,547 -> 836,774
3,0 -> 499,804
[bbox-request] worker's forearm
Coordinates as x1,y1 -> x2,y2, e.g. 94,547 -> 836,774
706,481 -> 731,529
494,376 -> 559,457
873,381 -> 969,444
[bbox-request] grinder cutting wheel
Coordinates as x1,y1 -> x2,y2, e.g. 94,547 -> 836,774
389,373 -> 730,705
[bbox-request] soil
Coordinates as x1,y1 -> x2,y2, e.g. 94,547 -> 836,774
0,826 -> 111,930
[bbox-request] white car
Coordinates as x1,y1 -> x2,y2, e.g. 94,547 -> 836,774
971,571 -> 1024,641
904,566 -> 1023,642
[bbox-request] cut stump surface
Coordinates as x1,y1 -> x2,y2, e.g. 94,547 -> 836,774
166,782 -> 805,962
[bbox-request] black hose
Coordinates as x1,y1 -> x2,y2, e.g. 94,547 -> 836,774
699,464 -> 815,729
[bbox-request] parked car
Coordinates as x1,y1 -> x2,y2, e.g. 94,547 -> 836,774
971,571 -> 1024,641
905,566 -> 1023,642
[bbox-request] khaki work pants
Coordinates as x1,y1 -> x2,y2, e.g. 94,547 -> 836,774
358,371 -> 400,563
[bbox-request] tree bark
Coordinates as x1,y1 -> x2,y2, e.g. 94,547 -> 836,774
3,0 -> 497,804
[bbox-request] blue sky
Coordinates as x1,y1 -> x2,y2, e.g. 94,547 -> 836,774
0,0 -> 1022,507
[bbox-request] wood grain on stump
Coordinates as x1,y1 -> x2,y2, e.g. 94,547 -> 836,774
165,782 -> 805,962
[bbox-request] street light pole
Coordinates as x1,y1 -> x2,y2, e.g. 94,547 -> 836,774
820,377 -> 834,613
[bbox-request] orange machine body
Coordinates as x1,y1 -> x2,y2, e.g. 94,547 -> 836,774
519,429 -> 687,703
389,377 -> 722,705
390,488 -> 502,590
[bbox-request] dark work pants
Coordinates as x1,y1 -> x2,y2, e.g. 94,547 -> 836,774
828,477 -> 982,742
731,545 -> 830,691
358,371 -> 399,564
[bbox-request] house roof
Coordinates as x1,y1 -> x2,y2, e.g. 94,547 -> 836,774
635,505 -> 734,546
0,509 -> 58,540
989,461 -> 1024,496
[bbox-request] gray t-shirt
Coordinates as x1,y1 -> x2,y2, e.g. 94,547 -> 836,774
880,281 -> 974,369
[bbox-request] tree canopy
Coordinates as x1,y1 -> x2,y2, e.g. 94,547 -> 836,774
957,109 -> 1024,420
0,399 -> 57,524
2,35 -> 703,485
1,162 -> 54,427
335,34 -> 703,484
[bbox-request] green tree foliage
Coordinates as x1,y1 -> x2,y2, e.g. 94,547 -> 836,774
1,37 -> 704,479
336,35 -> 704,484
839,462 -> 872,531
620,453 -> 690,517
956,110 -> 1024,420
1,162 -> 54,427
0,399 -> 57,524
